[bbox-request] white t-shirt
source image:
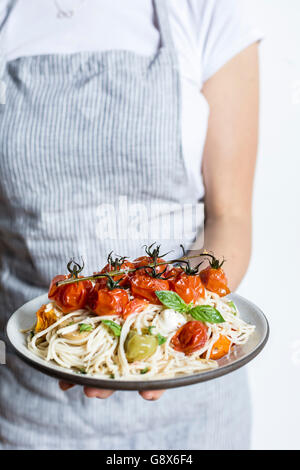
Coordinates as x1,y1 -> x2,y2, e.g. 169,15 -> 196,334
0,0 -> 262,199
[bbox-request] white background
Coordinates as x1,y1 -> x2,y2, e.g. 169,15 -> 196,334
237,0 -> 300,450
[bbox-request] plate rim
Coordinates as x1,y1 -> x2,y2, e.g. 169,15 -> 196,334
6,292 -> 270,391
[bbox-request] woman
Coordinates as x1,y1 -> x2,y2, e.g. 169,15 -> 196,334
0,0 -> 261,450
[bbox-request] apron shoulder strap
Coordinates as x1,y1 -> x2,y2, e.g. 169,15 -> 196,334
0,0 -> 17,33
153,0 -> 176,50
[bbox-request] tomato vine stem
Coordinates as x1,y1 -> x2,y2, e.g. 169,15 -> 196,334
56,253 -> 205,287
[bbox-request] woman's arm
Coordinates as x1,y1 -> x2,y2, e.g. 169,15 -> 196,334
194,43 -> 259,290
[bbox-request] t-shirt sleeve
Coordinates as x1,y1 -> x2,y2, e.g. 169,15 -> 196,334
195,0 -> 263,83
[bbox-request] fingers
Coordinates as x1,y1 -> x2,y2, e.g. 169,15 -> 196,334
59,381 -> 114,399
139,390 -> 165,401
59,380 -> 75,391
59,381 -> 164,401
83,387 -> 115,399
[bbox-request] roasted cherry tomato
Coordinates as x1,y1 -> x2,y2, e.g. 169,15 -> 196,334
130,272 -> 169,305
125,331 -> 158,362
171,272 -> 205,304
167,246 -> 205,302
200,254 -> 230,297
48,261 -> 92,314
166,266 -> 184,287
123,298 -> 149,320
133,243 -> 168,276
88,283 -> 129,316
35,304 -> 58,333
209,335 -> 231,360
171,321 -> 208,355
134,255 -> 167,275
95,253 -> 135,288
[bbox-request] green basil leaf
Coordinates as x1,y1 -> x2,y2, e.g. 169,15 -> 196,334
189,305 -> 225,324
79,323 -> 93,332
157,333 -> 167,346
155,291 -> 188,313
102,320 -> 122,337
140,367 -> 149,374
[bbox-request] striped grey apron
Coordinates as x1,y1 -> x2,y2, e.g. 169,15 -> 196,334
0,0 -> 251,449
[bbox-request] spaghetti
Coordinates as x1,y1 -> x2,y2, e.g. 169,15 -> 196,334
26,290 -> 255,380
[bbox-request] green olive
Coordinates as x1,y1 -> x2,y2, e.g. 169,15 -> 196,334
125,331 -> 158,363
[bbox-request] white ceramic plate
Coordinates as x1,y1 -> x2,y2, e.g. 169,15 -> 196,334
6,293 -> 269,391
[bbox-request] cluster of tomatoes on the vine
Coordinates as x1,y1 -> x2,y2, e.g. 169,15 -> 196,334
48,245 -> 231,359
48,244 -> 230,317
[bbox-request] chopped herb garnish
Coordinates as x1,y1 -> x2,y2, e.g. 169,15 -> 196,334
148,326 -> 155,335
109,374 -> 115,379
79,368 -> 87,374
79,323 -> 93,333
227,301 -> 237,315
102,320 -> 122,337
140,367 -> 149,374
157,333 -> 167,345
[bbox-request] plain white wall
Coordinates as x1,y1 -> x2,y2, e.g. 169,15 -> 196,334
237,0 -> 300,450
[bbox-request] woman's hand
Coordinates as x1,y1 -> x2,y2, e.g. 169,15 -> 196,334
59,381 -> 165,401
